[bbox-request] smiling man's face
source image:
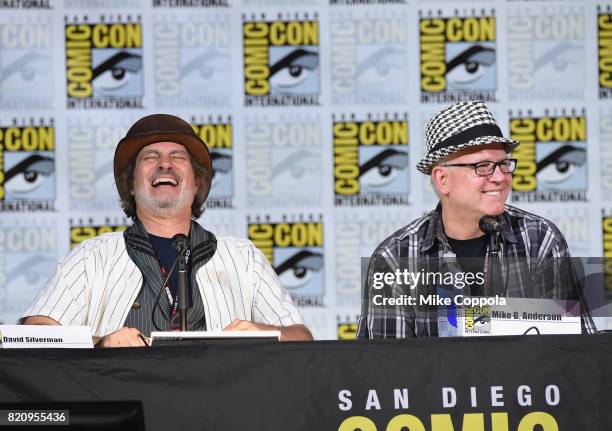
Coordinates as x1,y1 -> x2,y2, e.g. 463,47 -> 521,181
440,144 -> 511,219
132,141 -> 197,218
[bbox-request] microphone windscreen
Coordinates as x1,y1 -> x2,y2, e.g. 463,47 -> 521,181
479,216 -> 501,235
171,234 -> 189,252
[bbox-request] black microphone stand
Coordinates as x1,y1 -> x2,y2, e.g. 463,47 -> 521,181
178,247 -> 190,331
480,216 -> 504,297
484,232 -> 504,297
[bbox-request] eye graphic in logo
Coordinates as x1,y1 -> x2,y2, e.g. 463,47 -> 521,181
534,42 -> 582,83
5,154 -> 54,197
272,150 -> 320,191
181,49 -> 230,91
92,51 -> 142,96
474,313 -> 490,327
210,151 -> 233,189
357,47 -> 406,85
274,250 -> 323,289
0,51 -> 52,95
446,44 -> 496,90
269,48 -> 319,93
536,144 -> 586,187
359,148 -> 409,191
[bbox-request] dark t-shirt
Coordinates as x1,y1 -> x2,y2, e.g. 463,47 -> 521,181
148,234 -> 193,307
447,235 -> 488,295
148,234 -> 179,294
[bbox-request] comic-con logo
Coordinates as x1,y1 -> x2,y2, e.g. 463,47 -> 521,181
248,216 -> 324,307
243,13 -> 320,107
602,215 -> 612,297
65,16 -> 143,109
333,114 -> 409,206
335,216 -> 405,307
154,15 -> 231,107
330,13 -> 407,104
463,306 -> 491,334
245,115 -> 322,207
419,10 -> 496,103
599,6 -> 612,100
0,19 -> 53,109
70,219 -> 127,248
191,117 -> 233,209
0,120 -> 55,211
0,224 -> 56,325
68,118 -> 127,211
508,10 -> 584,100
510,109 -> 587,203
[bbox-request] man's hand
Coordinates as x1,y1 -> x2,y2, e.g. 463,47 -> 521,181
94,327 -> 148,348
223,320 -> 313,341
223,320 -> 270,332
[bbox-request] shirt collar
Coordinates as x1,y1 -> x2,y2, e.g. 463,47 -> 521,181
420,203 -> 518,252
498,210 -> 519,244
420,203 -> 447,253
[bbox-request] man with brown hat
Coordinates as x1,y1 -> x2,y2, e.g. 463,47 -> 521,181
22,114 -> 312,346
358,100 -> 593,338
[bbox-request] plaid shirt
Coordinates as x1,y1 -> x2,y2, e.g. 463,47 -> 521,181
357,204 -> 595,338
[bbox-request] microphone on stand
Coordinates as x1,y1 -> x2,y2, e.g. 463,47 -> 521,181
479,216 -> 503,297
479,215 -> 502,254
151,234 -> 191,332
171,234 -> 190,332
479,215 -> 502,236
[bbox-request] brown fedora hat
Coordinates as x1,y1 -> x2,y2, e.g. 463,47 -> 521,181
114,114 -> 212,184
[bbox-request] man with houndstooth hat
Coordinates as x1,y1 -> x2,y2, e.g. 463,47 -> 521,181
358,100 -> 594,338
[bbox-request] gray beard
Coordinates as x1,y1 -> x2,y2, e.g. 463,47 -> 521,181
133,186 -> 194,217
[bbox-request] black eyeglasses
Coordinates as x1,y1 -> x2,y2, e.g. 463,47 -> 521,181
442,159 -> 517,176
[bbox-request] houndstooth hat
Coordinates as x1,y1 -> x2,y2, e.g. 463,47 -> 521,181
417,100 -> 520,175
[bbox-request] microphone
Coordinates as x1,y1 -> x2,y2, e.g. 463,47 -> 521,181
151,234 -> 191,332
171,234 -> 190,332
171,234 -> 189,253
479,216 -> 503,297
479,216 -> 502,235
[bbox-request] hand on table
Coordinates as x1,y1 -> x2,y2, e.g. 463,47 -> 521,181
94,327 -> 148,348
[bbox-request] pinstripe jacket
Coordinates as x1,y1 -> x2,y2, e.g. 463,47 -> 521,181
357,204 -> 594,338
22,232 -> 302,337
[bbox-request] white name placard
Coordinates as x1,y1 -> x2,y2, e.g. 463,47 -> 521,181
0,325 -> 93,348
438,298 -> 582,337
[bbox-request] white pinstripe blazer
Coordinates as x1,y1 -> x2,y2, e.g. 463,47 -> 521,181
22,232 -> 303,337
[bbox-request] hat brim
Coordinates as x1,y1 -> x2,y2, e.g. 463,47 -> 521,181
113,131 -> 213,184
416,136 -> 520,175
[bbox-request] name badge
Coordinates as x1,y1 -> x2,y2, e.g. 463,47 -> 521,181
0,325 -> 93,349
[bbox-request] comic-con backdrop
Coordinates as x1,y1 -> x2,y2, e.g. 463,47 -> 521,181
0,0 -> 610,339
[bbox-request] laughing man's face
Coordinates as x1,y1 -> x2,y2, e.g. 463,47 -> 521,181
132,141 -> 197,217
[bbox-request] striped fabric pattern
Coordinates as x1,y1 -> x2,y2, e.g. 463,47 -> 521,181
22,232 -> 303,337
357,204 -> 595,338
122,221 -> 213,335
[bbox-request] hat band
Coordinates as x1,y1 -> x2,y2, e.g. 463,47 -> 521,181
429,123 -> 503,154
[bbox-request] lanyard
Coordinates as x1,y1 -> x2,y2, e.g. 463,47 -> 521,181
159,262 -> 180,318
